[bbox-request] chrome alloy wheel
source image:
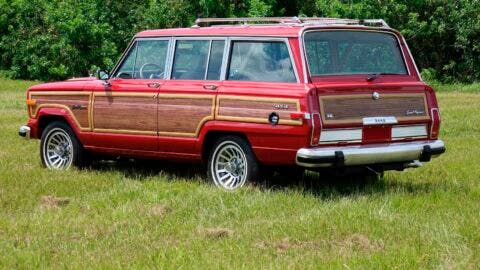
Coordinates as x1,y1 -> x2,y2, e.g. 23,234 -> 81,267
42,128 -> 74,170
211,141 -> 248,190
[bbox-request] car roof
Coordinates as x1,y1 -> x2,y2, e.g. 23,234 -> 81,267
136,17 -> 394,38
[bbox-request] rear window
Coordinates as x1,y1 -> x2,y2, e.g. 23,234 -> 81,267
304,31 -> 408,76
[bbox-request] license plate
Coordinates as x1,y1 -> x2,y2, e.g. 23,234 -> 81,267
363,116 -> 398,125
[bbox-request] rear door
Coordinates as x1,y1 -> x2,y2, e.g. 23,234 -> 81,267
158,38 -> 225,155
218,38 -> 309,164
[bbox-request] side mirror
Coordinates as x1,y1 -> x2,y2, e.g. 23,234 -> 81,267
96,70 -> 110,80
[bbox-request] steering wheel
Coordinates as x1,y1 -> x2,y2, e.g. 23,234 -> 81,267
139,63 -> 164,79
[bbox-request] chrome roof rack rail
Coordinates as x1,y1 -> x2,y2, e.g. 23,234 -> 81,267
192,17 -> 390,28
299,17 -> 389,28
193,17 -> 301,27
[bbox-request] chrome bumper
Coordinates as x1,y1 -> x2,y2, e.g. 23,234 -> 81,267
296,140 -> 445,168
19,125 -> 31,140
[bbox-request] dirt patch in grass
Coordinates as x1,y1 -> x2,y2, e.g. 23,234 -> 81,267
335,234 -> 384,254
256,234 -> 383,254
256,238 -> 320,253
150,204 -> 172,218
203,228 -> 234,238
40,195 -> 70,209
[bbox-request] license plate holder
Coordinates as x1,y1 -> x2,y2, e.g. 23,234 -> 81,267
362,116 -> 398,126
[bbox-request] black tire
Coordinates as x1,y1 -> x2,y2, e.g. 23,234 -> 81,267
207,135 -> 260,190
40,121 -> 85,169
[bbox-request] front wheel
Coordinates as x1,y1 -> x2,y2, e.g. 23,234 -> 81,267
207,136 -> 259,190
40,121 -> 85,170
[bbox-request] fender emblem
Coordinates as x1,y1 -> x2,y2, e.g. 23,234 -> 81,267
372,92 -> 380,100
273,104 -> 289,110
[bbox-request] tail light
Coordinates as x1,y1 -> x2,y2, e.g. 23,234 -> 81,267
311,113 -> 321,145
430,108 -> 441,139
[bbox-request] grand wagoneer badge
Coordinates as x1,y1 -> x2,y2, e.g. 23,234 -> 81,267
273,104 -> 289,110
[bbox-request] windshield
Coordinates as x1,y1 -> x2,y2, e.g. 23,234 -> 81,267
304,31 -> 408,76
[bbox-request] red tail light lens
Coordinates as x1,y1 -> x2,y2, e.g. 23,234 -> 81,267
430,108 -> 441,139
311,113 -> 321,145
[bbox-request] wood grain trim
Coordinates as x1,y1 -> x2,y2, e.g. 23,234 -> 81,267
92,128 -> 157,135
158,94 -> 216,137
215,95 -> 302,126
91,92 -> 216,137
92,92 -> 158,135
319,93 -> 430,124
93,92 -> 157,98
29,91 -> 93,131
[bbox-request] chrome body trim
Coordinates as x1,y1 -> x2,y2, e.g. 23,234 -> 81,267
392,125 -> 427,138
19,125 -> 31,140
296,139 -> 445,167
319,128 -> 362,142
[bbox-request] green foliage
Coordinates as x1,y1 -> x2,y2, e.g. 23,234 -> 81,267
309,0 -> 480,83
0,0 -> 479,82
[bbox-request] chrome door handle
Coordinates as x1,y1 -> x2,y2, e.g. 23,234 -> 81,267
203,84 -> 218,90
147,82 -> 161,88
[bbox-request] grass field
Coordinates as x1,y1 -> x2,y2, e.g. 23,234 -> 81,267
0,78 -> 479,269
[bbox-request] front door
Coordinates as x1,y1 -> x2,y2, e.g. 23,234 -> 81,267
91,38 -> 170,152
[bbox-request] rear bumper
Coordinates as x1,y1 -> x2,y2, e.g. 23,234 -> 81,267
19,125 -> 31,140
296,140 -> 445,168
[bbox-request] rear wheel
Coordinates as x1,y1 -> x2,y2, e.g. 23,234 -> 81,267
207,136 -> 259,190
40,121 -> 85,170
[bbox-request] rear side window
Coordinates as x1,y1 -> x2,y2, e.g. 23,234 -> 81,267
172,40 -> 210,80
227,41 -> 296,83
172,39 -> 225,80
305,31 -> 408,76
115,39 -> 169,79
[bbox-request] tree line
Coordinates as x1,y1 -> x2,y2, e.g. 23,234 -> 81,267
0,0 -> 479,82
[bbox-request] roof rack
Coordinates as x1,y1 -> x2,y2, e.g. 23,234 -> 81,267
193,17 -> 390,28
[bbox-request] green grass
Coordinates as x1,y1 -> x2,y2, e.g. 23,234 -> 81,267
1,78 -> 479,269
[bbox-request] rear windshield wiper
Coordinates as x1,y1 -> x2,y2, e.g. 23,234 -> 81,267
366,73 -> 403,82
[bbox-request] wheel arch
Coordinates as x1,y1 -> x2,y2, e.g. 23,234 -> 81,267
201,130 -> 251,161
37,111 -> 82,141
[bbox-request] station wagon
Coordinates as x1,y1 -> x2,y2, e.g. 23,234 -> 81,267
19,17 -> 445,190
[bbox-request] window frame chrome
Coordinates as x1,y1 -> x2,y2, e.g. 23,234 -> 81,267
110,37 -> 173,80
223,36 -> 300,83
299,27 -> 412,82
168,36 -> 227,81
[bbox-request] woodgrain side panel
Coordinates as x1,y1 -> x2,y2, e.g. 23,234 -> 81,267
157,95 -> 215,137
320,93 -> 429,124
93,94 -> 157,134
29,92 -> 91,130
216,96 -> 302,125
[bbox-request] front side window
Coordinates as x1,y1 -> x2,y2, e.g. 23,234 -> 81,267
227,41 -> 296,83
304,31 -> 408,76
115,39 -> 169,79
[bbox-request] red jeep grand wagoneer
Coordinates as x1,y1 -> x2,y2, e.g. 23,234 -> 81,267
19,17 -> 445,190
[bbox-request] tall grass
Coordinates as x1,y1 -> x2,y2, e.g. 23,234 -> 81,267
0,78 -> 479,268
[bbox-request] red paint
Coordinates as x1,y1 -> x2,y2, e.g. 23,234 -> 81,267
23,24 -> 442,166
362,125 -> 392,143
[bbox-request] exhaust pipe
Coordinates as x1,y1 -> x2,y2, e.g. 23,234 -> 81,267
404,160 -> 423,169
